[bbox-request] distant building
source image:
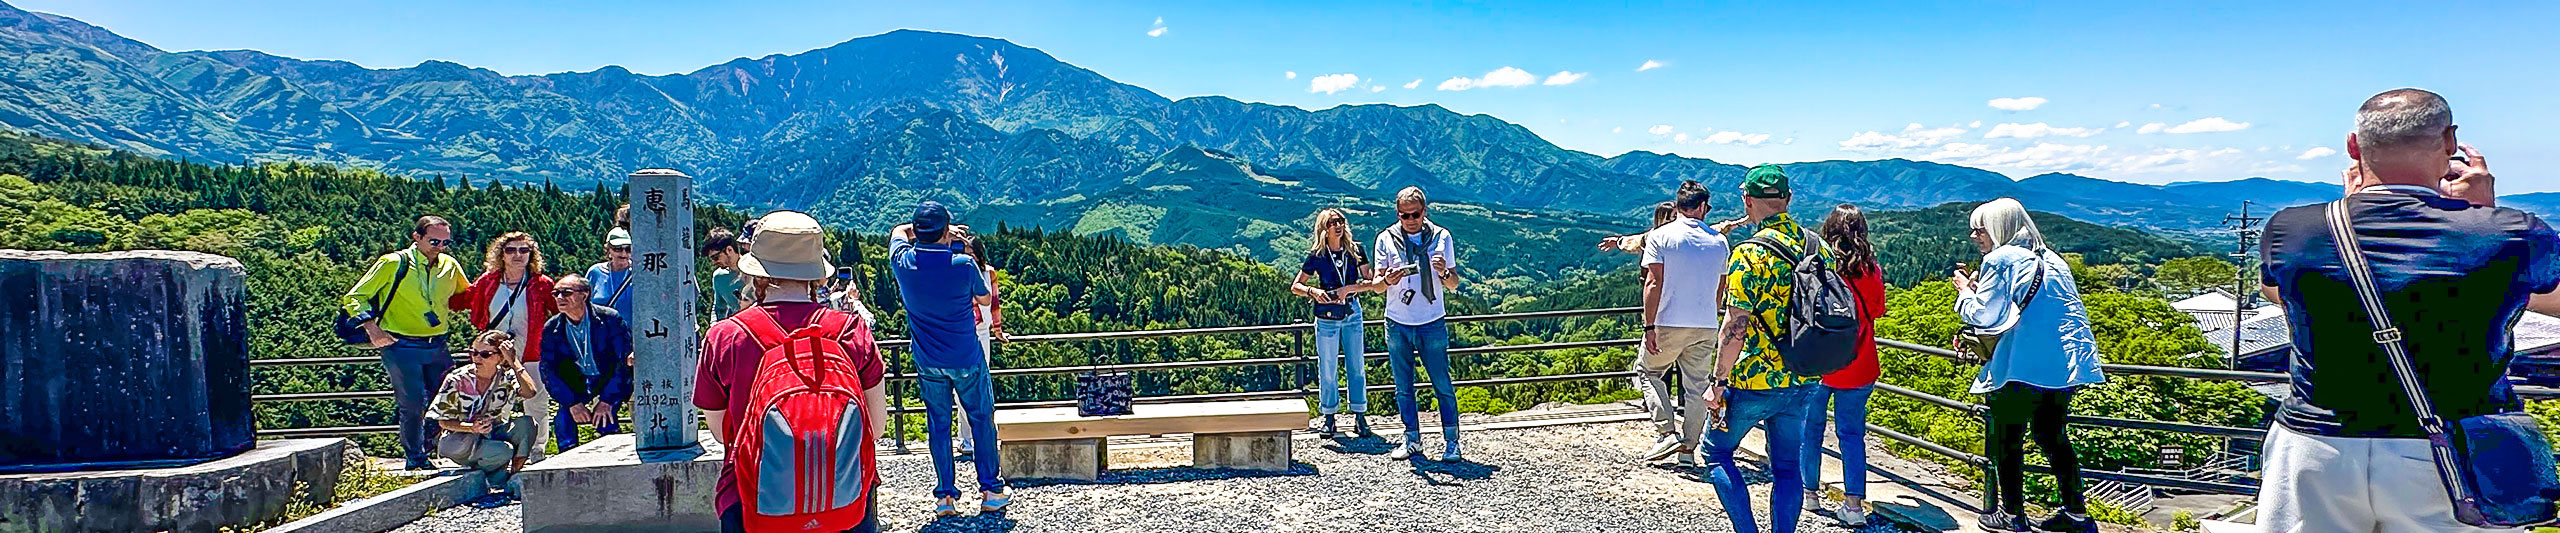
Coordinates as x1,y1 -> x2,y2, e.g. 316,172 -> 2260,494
2175,290 -> 2560,388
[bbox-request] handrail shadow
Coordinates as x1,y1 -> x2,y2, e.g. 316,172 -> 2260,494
1008,463 -> 1320,489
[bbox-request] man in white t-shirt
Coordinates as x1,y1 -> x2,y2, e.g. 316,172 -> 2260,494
1372,186 -> 1465,462
1636,180 -> 1733,466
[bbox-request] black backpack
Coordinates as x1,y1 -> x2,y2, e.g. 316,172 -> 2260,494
1736,230 -> 1862,377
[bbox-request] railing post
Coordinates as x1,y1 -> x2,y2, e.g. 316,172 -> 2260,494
892,347 -> 909,455
1293,328 -> 1310,396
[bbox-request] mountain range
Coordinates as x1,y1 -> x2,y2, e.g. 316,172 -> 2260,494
0,1 -> 2490,269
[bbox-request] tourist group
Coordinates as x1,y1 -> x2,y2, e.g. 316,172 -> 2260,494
340,88 -> 2557,532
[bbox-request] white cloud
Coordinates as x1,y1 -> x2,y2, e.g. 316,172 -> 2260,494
1612,126 -> 1624,133
1983,122 -> 2103,139
1838,123 -> 1971,153
1308,73 -> 1360,94
2163,117 -> 2250,134
1436,77 -> 1475,91
2114,121 -> 2131,128
1147,27 -> 1167,37
1647,124 -> 1675,135
1673,133 -> 1692,143
1403,79 -> 1421,89
1970,121 -> 1982,128
1705,131 -> 1773,146
2296,146 -> 2338,160
1638,60 -> 1665,71
1988,97 -> 2048,111
2148,103 -> 2166,110
1284,71 -> 1297,80
2137,122 -> 2166,134
1542,71 -> 1587,85
1782,138 -> 1794,145
1368,85 -> 1385,93
1154,17 -> 1163,25
1477,66 -> 1536,87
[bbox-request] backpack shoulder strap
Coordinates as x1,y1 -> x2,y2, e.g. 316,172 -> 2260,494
1739,235 -> 1801,266
811,308 -> 855,344
733,306 -> 791,351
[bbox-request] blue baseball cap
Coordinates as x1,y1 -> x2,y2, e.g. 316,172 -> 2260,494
913,201 -> 951,243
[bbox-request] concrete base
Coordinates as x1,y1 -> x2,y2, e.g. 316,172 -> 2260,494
0,438 -> 346,533
264,471 -> 483,533
1002,438 -> 1105,481
516,432 -> 724,533
1193,431 -> 1292,472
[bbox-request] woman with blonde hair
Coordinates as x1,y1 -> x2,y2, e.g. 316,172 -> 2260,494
1950,198 -> 2105,533
452,231 -> 558,459
1289,207 -> 1383,439
429,330 -> 542,506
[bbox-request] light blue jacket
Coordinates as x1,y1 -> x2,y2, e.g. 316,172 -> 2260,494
1955,245 -> 2106,394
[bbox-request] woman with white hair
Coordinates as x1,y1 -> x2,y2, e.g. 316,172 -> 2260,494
1950,198 -> 2106,533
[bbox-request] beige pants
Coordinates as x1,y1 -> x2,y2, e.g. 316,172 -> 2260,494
522,382 -> 553,461
1639,327 -> 1722,450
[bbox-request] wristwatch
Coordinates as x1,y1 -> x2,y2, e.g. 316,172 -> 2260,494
1641,324 -> 1657,331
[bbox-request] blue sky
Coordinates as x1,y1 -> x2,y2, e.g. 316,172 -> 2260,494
19,0 -> 2559,191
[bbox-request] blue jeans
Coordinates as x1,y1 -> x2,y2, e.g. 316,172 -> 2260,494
1704,384 -> 1816,533
1385,320 -> 1456,443
550,389 -> 622,452
1313,311 -> 1370,415
381,336 -> 452,465
1801,384 -> 1873,498
917,363 -> 1003,499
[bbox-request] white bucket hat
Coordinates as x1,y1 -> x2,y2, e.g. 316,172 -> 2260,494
735,211 -> 831,281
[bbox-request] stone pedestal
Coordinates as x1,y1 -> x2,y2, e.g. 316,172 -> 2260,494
0,438 -> 346,533
0,250 -> 251,472
517,432 -> 725,533
1193,431 -> 1293,472
1002,438 -> 1106,481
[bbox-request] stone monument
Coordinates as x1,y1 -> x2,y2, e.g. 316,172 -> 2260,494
0,250 -> 348,532
627,168 -> 703,460
518,169 -> 721,532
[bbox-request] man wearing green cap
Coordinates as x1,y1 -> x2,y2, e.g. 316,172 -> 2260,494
1702,164 -> 1824,533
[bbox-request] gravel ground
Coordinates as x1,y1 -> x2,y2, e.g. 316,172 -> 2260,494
391,419 -> 1923,533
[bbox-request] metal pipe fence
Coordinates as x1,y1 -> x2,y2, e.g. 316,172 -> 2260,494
251,305 -> 2560,506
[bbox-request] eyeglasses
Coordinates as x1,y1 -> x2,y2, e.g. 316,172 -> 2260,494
1398,211 -> 1424,220
425,238 -> 454,247
502,246 -> 535,255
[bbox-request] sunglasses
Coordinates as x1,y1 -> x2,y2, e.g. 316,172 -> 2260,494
553,288 -> 589,296
609,245 -> 632,253
1398,211 -> 1424,220
472,349 -> 501,359
425,238 -> 454,247
502,246 -> 535,255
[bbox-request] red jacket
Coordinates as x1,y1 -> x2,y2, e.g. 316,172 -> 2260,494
1823,265 -> 1888,389
452,271 -> 556,362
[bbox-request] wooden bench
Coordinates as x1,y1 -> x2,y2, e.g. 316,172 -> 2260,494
994,399 -> 1307,481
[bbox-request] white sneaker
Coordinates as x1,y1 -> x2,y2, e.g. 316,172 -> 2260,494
1839,500 -> 1867,526
1640,435 -> 1684,462
1804,490 -> 1826,514
1387,440 -> 1420,460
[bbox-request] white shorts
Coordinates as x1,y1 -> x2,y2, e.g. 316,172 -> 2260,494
2255,423 -> 2520,532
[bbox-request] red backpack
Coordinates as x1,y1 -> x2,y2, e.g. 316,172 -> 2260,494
730,307 -> 874,532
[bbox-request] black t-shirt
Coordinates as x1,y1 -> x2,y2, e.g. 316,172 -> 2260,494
1300,249 -> 1367,320
2259,188 -> 2560,438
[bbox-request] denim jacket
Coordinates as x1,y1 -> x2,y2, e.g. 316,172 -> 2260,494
1955,244 -> 2106,394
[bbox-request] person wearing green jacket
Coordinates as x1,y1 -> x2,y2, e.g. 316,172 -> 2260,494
341,215 -> 471,470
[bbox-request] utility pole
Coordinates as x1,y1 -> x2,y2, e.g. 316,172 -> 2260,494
2222,201 -> 2266,366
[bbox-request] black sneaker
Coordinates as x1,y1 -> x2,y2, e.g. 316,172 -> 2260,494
1978,511 -> 2032,532
1352,413 -> 1374,438
1319,414 -> 1339,438
2035,513 -> 2098,533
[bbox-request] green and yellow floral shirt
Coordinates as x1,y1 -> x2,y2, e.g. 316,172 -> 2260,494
1723,213 -> 1823,390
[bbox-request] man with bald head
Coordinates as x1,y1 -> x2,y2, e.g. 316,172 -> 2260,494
2253,88 -> 2560,531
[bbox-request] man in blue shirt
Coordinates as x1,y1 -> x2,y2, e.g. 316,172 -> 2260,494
889,201 -> 1008,515
2255,88 -> 2560,532
586,228 -> 637,321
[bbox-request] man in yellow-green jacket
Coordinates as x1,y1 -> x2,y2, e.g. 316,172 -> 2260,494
341,215 -> 472,470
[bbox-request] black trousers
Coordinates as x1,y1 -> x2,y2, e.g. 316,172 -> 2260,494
1986,383 -> 2086,516
721,494 -> 879,533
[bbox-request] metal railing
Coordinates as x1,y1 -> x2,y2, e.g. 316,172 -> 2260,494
249,305 -> 2560,508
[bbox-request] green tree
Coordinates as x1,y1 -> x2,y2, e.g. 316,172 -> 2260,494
2156,256 -> 2240,297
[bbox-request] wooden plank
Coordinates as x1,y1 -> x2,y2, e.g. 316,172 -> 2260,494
997,399 -> 1309,442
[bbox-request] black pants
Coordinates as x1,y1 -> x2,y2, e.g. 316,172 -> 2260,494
1986,383 -> 2085,516
721,495 -> 879,533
